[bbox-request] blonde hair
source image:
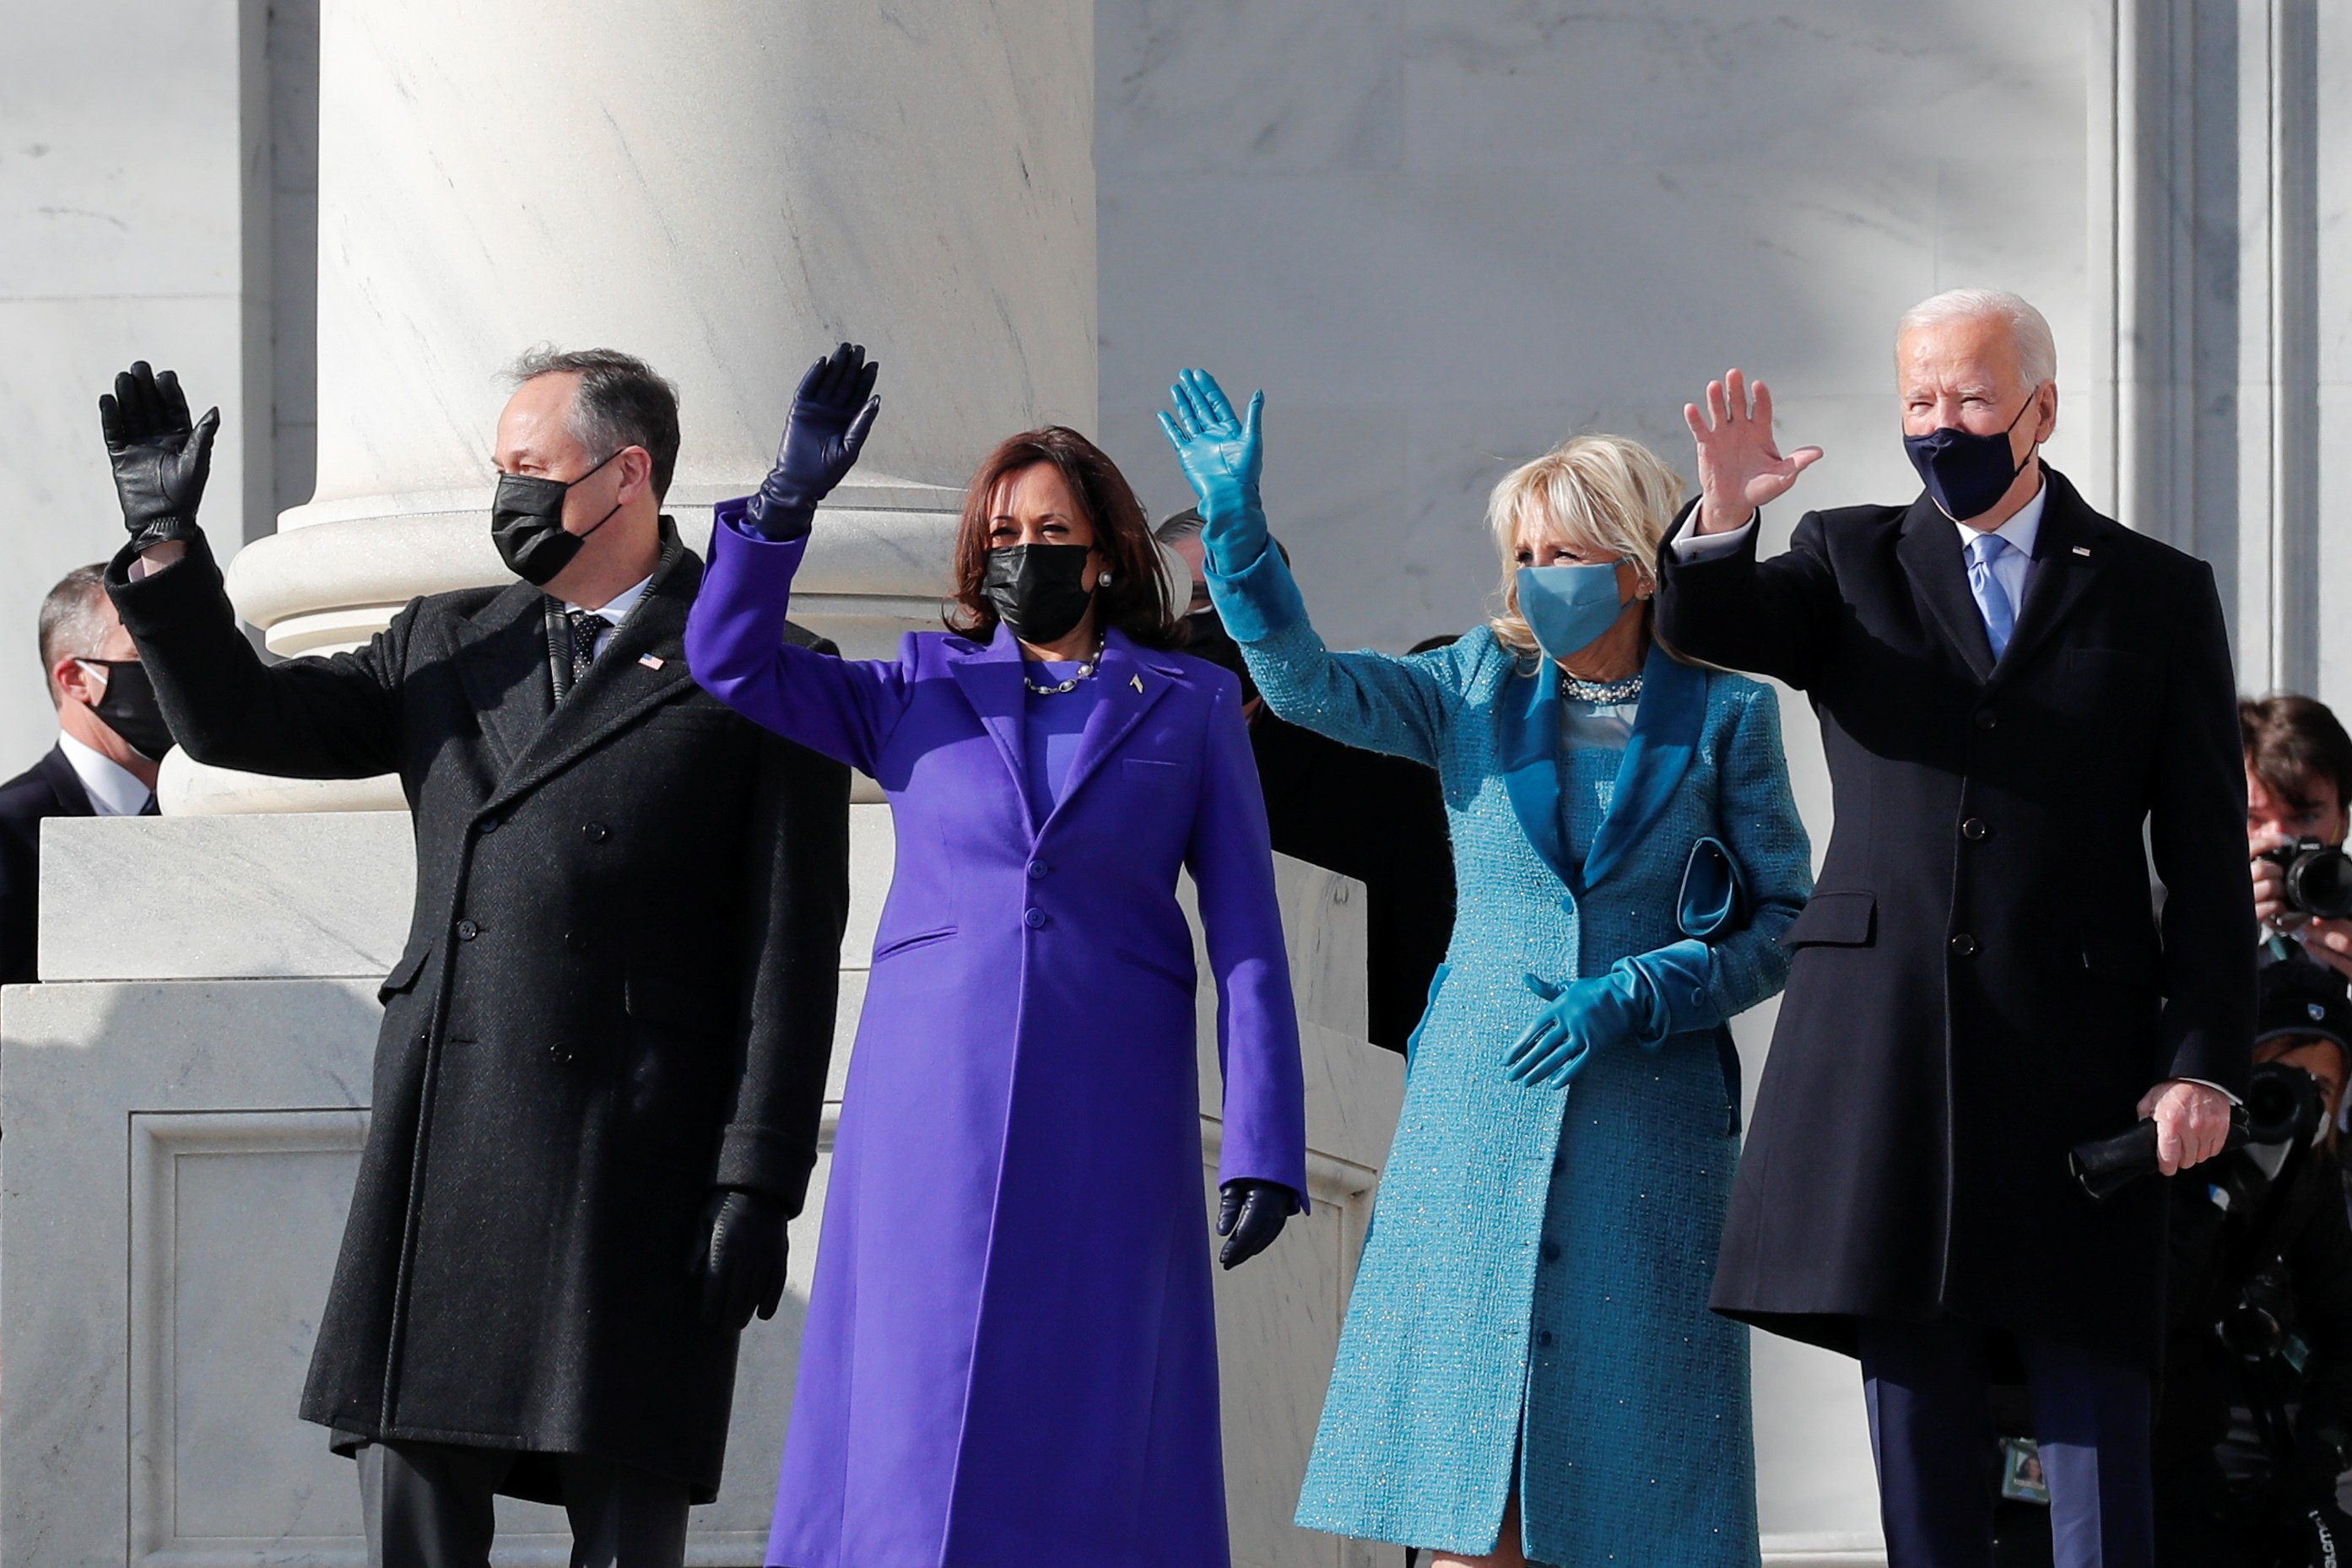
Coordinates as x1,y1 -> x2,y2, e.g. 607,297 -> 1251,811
1485,434 -> 1685,656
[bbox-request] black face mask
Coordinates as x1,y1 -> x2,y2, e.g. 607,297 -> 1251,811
78,658 -> 174,760
981,544 -> 1098,645
490,448 -> 623,587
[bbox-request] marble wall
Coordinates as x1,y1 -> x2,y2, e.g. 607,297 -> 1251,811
1,0 -> 317,770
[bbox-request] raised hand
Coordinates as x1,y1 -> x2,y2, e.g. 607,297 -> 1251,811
1156,368 -> 1269,576
98,360 -> 219,550
1215,1178 -> 1297,1270
1683,368 -> 1823,535
746,341 -> 882,540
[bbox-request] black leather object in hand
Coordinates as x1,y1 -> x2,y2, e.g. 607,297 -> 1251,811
690,1186 -> 790,1330
1216,1178 -> 1298,1271
99,360 -> 219,550
745,341 -> 882,540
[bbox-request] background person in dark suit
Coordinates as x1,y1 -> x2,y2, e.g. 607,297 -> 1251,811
1658,289 -> 2254,1568
95,353 -> 852,1568
0,563 -> 166,984
1156,509 -> 1457,1052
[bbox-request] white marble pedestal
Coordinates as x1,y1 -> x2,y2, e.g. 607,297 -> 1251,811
0,810 -> 1403,1568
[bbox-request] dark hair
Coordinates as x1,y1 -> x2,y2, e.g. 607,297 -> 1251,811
506,346 -> 682,500
37,564 -> 111,700
948,427 -> 1177,647
2243,695 -> 2352,814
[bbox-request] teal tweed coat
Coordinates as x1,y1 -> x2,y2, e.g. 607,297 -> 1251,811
1209,547 -> 1811,1567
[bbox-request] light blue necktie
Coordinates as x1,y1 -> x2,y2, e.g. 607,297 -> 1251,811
1965,532 -> 2016,661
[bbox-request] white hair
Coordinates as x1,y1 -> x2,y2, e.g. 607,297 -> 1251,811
1897,289 -> 2057,390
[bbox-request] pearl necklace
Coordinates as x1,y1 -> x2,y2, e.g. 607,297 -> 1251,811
1024,639 -> 1106,696
1559,668 -> 1643,704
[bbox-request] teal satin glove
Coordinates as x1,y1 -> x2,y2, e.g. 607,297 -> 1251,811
1505,968 -> 1652,1089
1156,368 -> 1269,576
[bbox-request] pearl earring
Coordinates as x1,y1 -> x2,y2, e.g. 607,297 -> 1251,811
1099,571 -> 1113,587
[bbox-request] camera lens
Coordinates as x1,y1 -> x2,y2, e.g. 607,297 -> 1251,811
2245,1062 -> 2325,1145
2288,843 -> 2352,921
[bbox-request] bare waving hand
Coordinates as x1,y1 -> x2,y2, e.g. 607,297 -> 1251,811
1683,368 -> 1823,534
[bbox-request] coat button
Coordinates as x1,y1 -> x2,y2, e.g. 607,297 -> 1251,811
1538,1331 -> 1555,1347
1974,708 -> 1998,730
456,918 -> 480,941
549,1043 -> 572,1064
1949,933 -> 1979,959
1960,818 -> 1991,841
1025,908 -> 1048,929
582,822 -> 609,843
476,815 -> 500,835
1028,860 -> 1051,879
1543,1242 -> 1561,1262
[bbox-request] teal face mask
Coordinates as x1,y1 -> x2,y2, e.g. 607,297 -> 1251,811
1517,560 -> 1630,662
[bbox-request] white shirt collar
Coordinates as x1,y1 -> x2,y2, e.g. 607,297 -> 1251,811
57,730 -> 154,818
1952,475 -> 2047,560
565,573 -> 656,626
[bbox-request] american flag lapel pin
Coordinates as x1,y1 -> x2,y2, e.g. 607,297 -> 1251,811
2071,546 -> 2091,558
638,654 -> 666,670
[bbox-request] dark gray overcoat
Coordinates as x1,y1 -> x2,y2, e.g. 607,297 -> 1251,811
1657,466 -> 2254,1367
106,523 -> 851,1500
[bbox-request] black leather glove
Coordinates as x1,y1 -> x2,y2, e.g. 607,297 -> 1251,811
99,360 -> 219,552
744,342 -> 882,540
1216,1178 -> 1298,1271
689,1186 -> 789,1330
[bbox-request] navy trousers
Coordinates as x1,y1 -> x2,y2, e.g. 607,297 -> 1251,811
1859,1319 -> 2153,1568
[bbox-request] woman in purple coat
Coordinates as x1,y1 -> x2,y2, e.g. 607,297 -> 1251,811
684,345 -> 1310,1568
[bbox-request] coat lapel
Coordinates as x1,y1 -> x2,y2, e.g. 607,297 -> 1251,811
35,746 -> 97,818
946,624 -> 1035,834
451,579 -> 556,776
1042,630 -> 1178,828
1987,469 -> 2111,689
484,543 -> 698,812
1583,642 -> 1706,889
1895,495 -> 1998,683
1495,653 -> 1573,889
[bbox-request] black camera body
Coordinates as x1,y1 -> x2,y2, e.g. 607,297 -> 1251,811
2263,837 -> 2352,922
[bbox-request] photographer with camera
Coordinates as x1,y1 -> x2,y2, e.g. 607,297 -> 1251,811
2154,958 -> 2352,1568
2246,696 -> 2352,976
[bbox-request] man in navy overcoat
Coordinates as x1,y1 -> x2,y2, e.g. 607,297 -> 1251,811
1657,289 -> 2253,1568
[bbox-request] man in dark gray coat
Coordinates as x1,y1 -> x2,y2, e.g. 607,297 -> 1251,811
95,353 -> 852,1568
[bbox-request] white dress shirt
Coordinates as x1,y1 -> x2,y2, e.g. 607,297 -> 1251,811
57,730 -> 154,816
562,573 -> 655,661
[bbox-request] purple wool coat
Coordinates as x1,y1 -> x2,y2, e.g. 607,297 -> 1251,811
685,511 -> 1310,1568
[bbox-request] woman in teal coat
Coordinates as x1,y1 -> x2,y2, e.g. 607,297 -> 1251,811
1159,371 -> 1812,1568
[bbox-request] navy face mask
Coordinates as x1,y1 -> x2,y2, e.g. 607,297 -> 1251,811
1903,388 -> 2042,522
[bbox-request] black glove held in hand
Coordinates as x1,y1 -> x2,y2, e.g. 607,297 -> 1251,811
1216,1178 -> 1299,1271
745,342 -> 882,540
99,361 -> 219,551
689,1186 -> 790,1330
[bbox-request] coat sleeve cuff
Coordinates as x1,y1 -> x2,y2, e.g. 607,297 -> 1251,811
1617,938 -> 1722,1042
716,1124 -> 817,1217
1203,543 -> 1309,643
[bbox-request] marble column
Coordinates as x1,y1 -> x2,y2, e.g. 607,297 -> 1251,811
169,0 -> 1096,812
